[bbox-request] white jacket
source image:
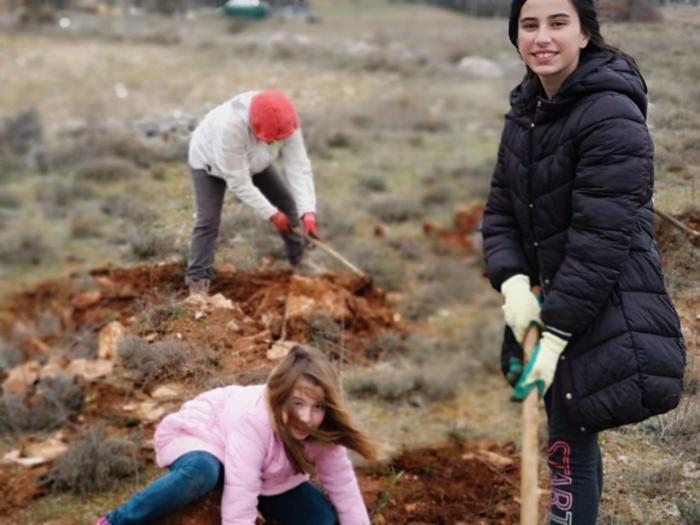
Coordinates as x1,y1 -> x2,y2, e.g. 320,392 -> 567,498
188,91 -> 316,220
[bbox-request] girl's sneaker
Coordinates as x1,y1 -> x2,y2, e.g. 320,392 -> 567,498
96,518 -> 111,525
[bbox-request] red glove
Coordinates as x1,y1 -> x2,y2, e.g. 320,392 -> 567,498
270,211 -> 290,233
302,213 -> 319,239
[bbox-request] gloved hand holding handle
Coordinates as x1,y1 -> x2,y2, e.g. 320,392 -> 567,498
501,274 -> 543,343
270,211 -> 290,233
513,330 -> 568,400
302,212 -> 319,239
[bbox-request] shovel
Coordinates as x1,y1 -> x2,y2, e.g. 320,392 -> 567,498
520,322 -> 541,525
290,227 -> 367,279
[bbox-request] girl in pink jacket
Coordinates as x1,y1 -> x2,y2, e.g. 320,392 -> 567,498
97,345 -> 376,525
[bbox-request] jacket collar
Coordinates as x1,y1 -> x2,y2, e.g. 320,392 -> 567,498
508,53 -> 648,121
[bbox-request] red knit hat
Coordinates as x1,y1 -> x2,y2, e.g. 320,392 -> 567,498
249,90 -> 299,142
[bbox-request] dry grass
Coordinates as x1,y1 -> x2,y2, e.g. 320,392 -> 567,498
0,1 -> 698,522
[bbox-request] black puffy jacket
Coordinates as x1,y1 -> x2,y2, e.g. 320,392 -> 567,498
482,54 -> 686,433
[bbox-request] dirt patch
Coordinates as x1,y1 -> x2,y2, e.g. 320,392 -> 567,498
358,442 -> 526,525
423,201 -> 484,256
150,441 -> 525,525
0,464 -> 48,516
656,210 -> 700,253
0,263 -> 403,368
655,210 -> 700,373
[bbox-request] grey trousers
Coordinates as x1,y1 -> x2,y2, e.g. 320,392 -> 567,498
186,165 -> 304,284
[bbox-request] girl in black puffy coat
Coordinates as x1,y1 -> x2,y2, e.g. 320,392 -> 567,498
482,0 -> 686,523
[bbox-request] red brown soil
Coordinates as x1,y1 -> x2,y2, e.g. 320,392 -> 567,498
0,263 -> 404,519
423,202 -> 484,256
655,210 -> 700,373
0,263 -> 402,368
358,442 -> 526,525
0,465 -> 48,517
153,442 -> 525,525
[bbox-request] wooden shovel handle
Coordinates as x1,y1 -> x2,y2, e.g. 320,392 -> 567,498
290,227 -> 367,278
521,323 -> 541,525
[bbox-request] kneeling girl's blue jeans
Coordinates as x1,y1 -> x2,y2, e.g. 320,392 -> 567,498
106,451 -> 336,525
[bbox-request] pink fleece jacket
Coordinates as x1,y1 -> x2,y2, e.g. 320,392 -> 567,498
153,384 -> 370,525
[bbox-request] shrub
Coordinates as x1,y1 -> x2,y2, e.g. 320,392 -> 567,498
36,310 -> 62,338
118,335 -> 188,389
677,498 -> 700,525
0,337 -> 24,370
357,173 -> 388,193
315,202 -> 359,240
369,196 -> 424,224
70,209 -> 104,239
344,366 -> 418,402
306,313 -> 343,358
421,184 -> 453,207
74,156 -> 139,183
127,228 -> 174,261
365,332 -> 405,360
251,229 -> 287,262
0,191 -> 21,209
48,422 -> 140,494
36,178 -> 95,211
0,375 -> 84,434
345,242 -> 406,291
59,328 -> 99,360
101,194 -> 155,223
134,295 -> 185,334
0,231 -> 50,265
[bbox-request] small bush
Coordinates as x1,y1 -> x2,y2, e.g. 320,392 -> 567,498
251,229 -> 287,262
118,335 -> 188,388
0,191 -> 21,209
369,196 -> 424,224
0,375 -> 84,434
36,178 -> 95,211
127,228 -> 174,261
357,173 -> 388,193
421,184 -> 453,207
59,328 -> 99,360
70,209 -> 104,239
0,337 -> 24,370
101,194 -> 155,223
218,206 -> 259,245
36,310 -> 62,338
74,156 -> 139,183
134,296 -> 185,334
0,231 -> 50,265
346,243 -> 406,291
306,313 -> 343,357
48,422 -> 140,494
409,259 -> 478,319
344,366 -> 418,402
677,498 -> 700,525
316,202 -> 359,240
365,332 -> 405,360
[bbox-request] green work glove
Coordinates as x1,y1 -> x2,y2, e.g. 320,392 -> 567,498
513,331 -> 568,400
505,357 -> 524,387
501,274 -> 543,343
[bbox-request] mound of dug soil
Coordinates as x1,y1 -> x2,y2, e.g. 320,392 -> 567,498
0,263 -> 403,388
0,263 -> 406,518
152,442 -> 524,525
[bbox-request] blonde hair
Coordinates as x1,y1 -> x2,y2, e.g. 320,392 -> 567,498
266,345 -> 377,474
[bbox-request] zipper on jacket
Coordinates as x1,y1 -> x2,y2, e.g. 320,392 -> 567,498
528,102 -> 542,292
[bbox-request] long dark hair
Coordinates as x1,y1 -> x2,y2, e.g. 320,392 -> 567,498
508,0 -> 642,79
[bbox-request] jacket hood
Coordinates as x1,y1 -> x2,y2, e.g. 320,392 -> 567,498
509,53 -> 648,118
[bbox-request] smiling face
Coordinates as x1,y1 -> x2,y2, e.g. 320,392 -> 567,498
517,0 -> 590,98
281,378 -> 326,441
